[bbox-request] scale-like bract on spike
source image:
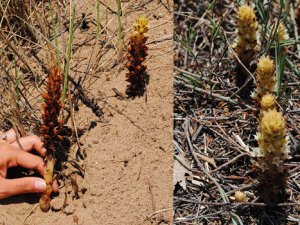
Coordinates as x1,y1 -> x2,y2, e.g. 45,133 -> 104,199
39,65 -> 64,212
125,16 -> 149,98
252,56 -> 276,102
260,93 -> 276,111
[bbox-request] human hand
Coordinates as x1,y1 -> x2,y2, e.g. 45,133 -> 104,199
0,129 -> 58,200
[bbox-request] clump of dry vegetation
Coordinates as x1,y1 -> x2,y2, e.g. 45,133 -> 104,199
0,0 -> 37,41
174,0 -> 300,224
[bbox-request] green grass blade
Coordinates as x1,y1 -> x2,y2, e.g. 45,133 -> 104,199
62,1 -> 76,104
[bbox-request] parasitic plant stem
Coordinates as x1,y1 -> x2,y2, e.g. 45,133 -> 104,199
255,109 -> 289,201
39,65 -> 64,212
125,16 -> 149,98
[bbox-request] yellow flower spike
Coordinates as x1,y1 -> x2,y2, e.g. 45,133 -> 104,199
256,109 -> 289,172
260,93 -> 276,111
133,16 -> 149,38
237,5 -> 257,30
234,4 -> 258,66
234,191 -> 248,203
278,22 -> 289,42
253,56 -> 276,101
257,57 -> 275,84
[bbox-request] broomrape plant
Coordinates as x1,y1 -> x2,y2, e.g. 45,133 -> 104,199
234,4 -> 259,68
125,16 -> 149,98
252,55 -> 289,202
39,65 -> 65,212
255,109 -> 289,174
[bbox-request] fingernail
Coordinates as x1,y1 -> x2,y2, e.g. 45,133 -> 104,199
42,148 -> 47,155
34,180 -> 46,192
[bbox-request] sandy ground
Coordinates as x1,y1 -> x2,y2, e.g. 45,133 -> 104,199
0,1 -> 173,224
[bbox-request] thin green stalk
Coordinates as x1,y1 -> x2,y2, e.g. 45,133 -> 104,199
275,42 -> 285,97
265,0 -> 287,53
290,2 -> 300,58
117,0 -> 122,56
13,59 -> 20,101
96,0 -> 101,45
49,1 -> 60,69
62,1 -> 76,104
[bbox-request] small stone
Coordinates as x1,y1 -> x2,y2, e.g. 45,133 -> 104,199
51,195 -> 65,211
64,204 -> 76,215
81,187 -> 88,194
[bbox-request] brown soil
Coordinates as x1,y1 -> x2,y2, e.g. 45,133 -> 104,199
0,1 -> 173,224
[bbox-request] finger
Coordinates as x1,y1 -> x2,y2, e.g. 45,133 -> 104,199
52,179 -> 59,193
11,135 -> 46,156
0,129 -> 18,143
0,177 -> 46,199
8,148 -> 45,176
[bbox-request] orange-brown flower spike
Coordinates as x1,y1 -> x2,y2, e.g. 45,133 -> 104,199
39,65 -> 64,212
41,66 -> 63,149
125,16 -> 149,98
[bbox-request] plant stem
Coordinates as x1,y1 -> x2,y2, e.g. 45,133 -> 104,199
50,1 -> 60,69
96,0 -> 101,45
39,156 -> 55,212
117,0 -> 122,59
62,0 -> 76,105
